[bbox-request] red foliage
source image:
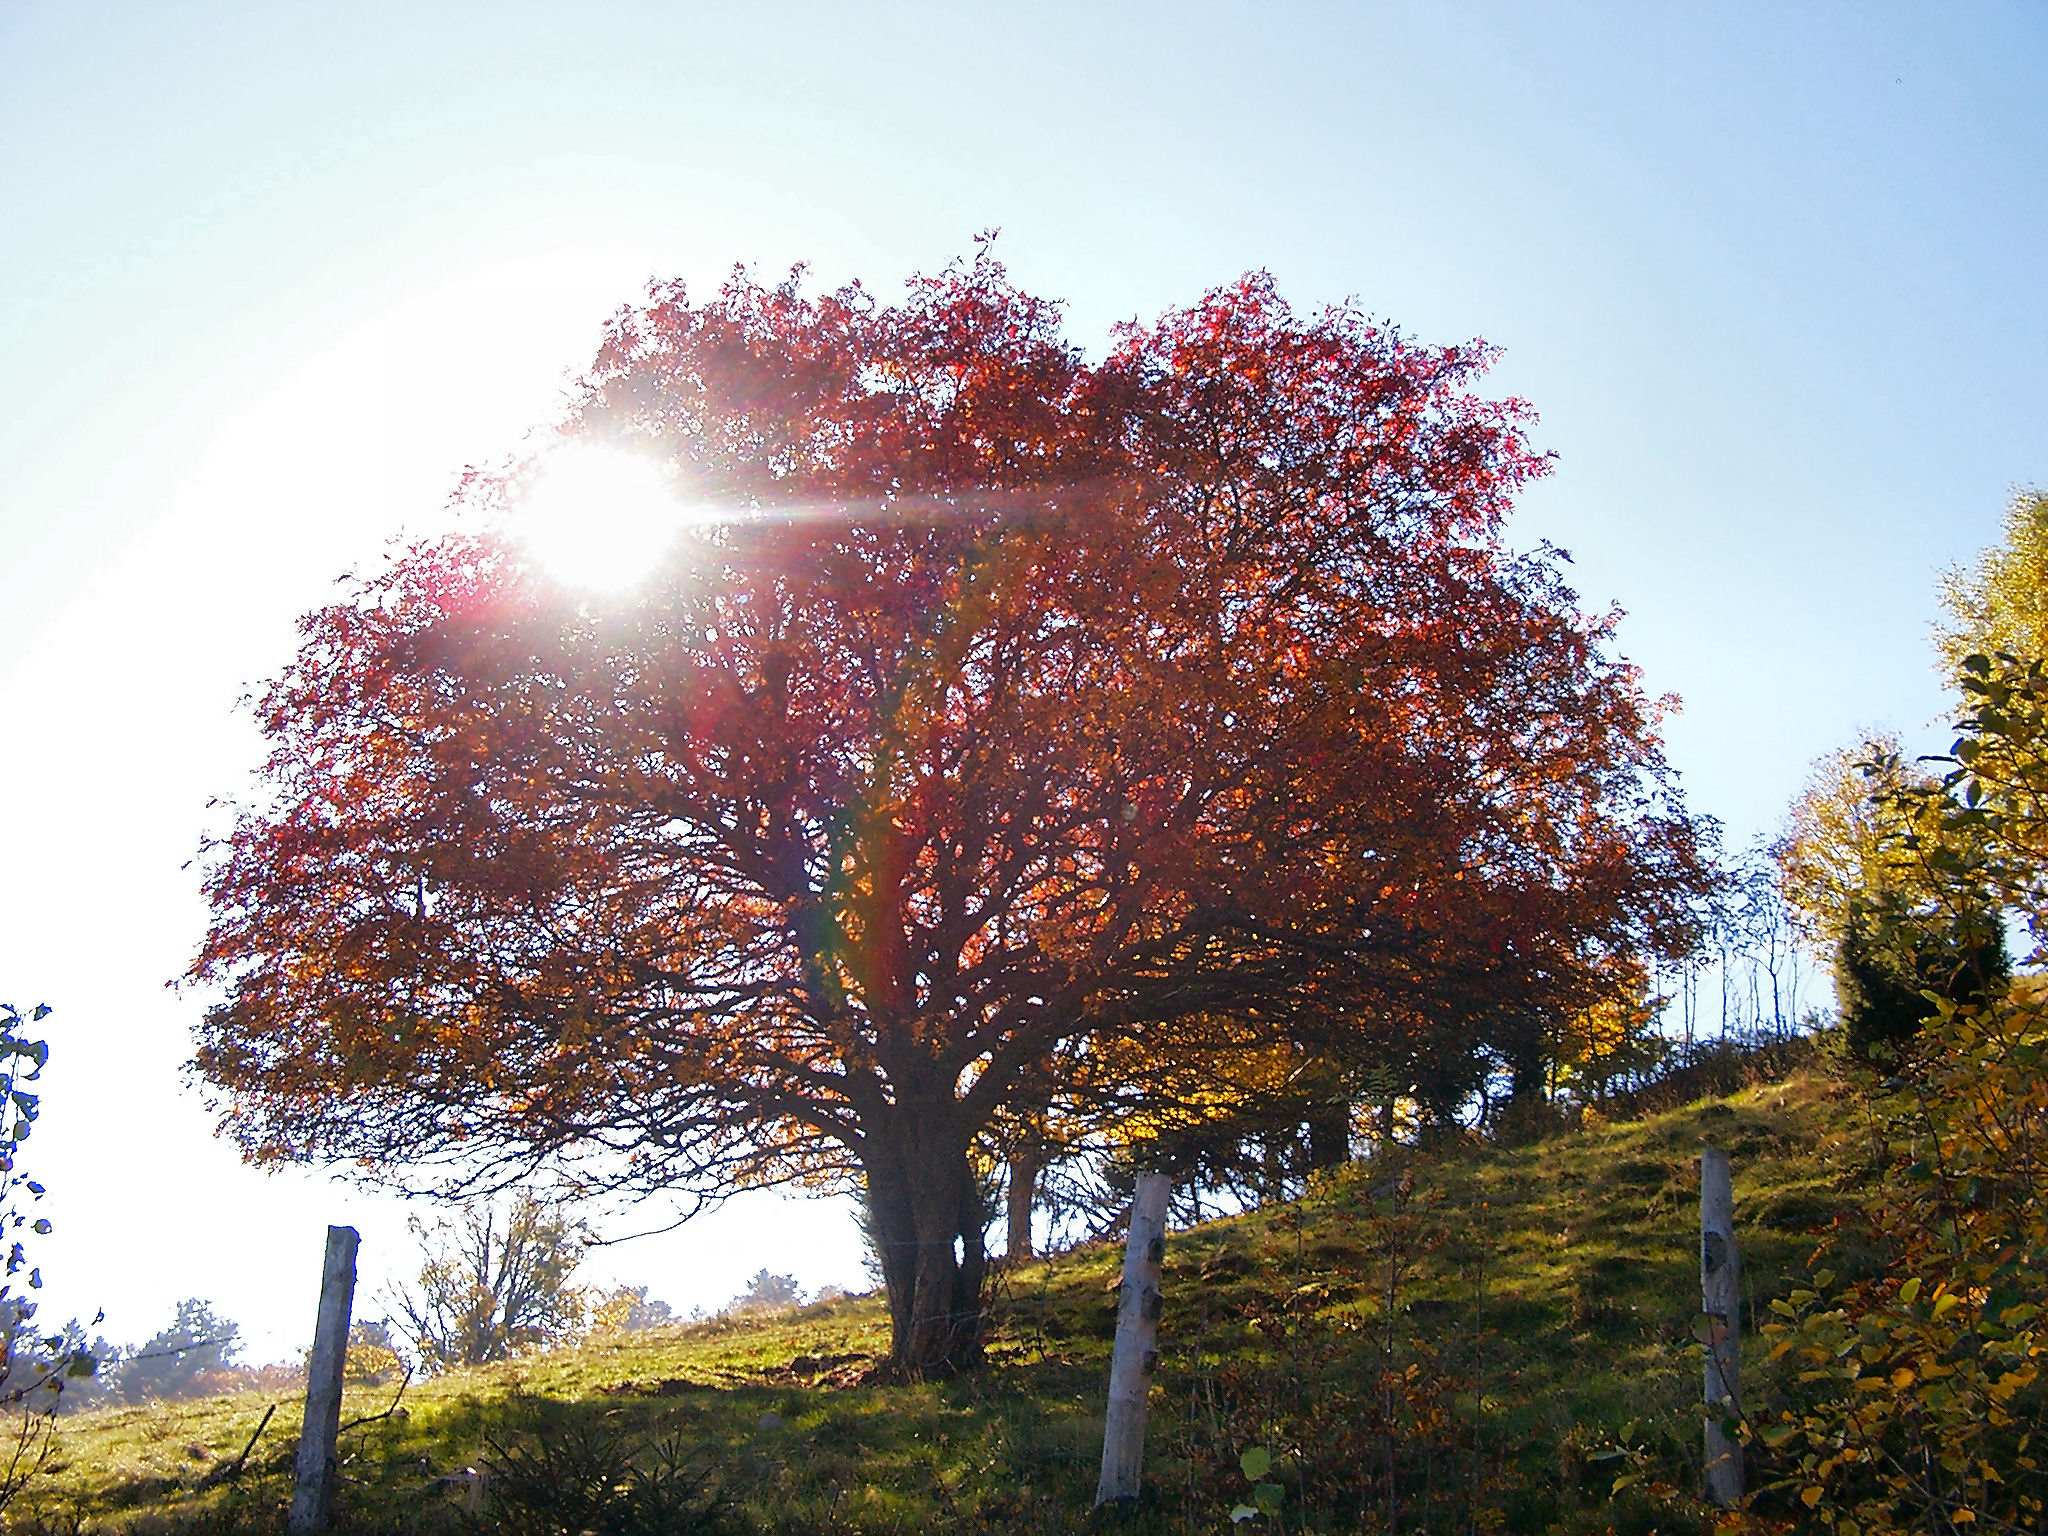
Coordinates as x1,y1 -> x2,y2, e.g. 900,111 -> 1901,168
188,249 -> 1706,1373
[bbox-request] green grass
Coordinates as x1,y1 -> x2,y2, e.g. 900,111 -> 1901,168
23,1068 -> 1871,1533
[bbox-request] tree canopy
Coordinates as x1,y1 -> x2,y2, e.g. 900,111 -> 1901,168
1937,487 -> 2048,683
189,251 -> 1708,1374
1777,736 -> 1921,952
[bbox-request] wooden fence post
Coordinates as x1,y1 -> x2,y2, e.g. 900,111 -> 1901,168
1095,1172 -> 1170,1507
288,1225 -> 360,1534
1700,1147 -> 1743,1506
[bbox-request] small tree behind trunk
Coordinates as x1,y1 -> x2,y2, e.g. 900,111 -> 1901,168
388,1193 -> 586,1370
1005,1146 -> 1040,1263
1501,1035 -> 1551,1144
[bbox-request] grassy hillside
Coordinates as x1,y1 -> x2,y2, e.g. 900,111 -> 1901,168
23,1067 -> 1868,1533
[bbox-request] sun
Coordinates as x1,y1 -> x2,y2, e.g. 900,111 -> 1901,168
514,442 -> 691,590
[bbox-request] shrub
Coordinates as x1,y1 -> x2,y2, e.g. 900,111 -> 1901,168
477,1416 -> 735,1536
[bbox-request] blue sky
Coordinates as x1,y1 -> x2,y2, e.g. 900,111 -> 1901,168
1,1 -> 2041,1358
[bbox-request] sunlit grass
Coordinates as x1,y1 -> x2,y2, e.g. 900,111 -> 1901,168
29,1070 -> 1860,1533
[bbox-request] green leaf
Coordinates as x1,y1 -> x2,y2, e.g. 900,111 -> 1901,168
1239,1446 -> 1272,1481
1899,1276 -> 1923,1304
1253,1482 -> 1285,1515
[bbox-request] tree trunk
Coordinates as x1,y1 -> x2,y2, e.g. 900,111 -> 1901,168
863,1135 -> 986,1378
1005,1146 -> 1040,1263
1503,1032 -> 1549,1144
1260,1133 -> 1288,1203
1306,1098 -> 1351,1171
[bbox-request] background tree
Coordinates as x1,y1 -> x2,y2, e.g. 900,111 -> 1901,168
190,253 -> 1709,1375
116,1298 -> 241,1402
40,1318 -> 119,1414
1708,842 -> 1807,1043
1778,739 -> 2005,1058
388,1192 -> 588,1370
725,1269 -> 804,1315
342,1318 -> 406,1385
590,1284 -> 677,1333
0,1306 -> 107,1418
1777,737 -> 1919,951
1937,486 -> 2048,680
1548,958 -> 1667,1107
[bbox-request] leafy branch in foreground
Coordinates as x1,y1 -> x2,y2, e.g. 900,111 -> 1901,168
0,1002 -> 97,1511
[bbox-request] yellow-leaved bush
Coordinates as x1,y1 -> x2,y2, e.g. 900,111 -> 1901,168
1746,992 -> 2048,1532
1736,646 -> 2048,1532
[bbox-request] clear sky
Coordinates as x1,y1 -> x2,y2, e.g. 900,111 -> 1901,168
1,1 -> 2041,1361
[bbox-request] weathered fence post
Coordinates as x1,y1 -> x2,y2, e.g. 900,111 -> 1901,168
1700,1147 -> 1743,1506
289,1225 -> 360,1534
1095,1171 -> 1170,1508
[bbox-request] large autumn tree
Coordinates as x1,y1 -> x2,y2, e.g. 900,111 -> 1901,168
189,251 -> 1706,1375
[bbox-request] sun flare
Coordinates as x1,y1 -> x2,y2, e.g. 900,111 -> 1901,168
515,442 -> 690,590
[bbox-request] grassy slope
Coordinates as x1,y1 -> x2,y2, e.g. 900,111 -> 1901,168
31,1069 -> 1867,1533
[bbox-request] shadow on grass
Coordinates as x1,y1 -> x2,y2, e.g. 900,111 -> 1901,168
49,1071 -> 1858,1535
